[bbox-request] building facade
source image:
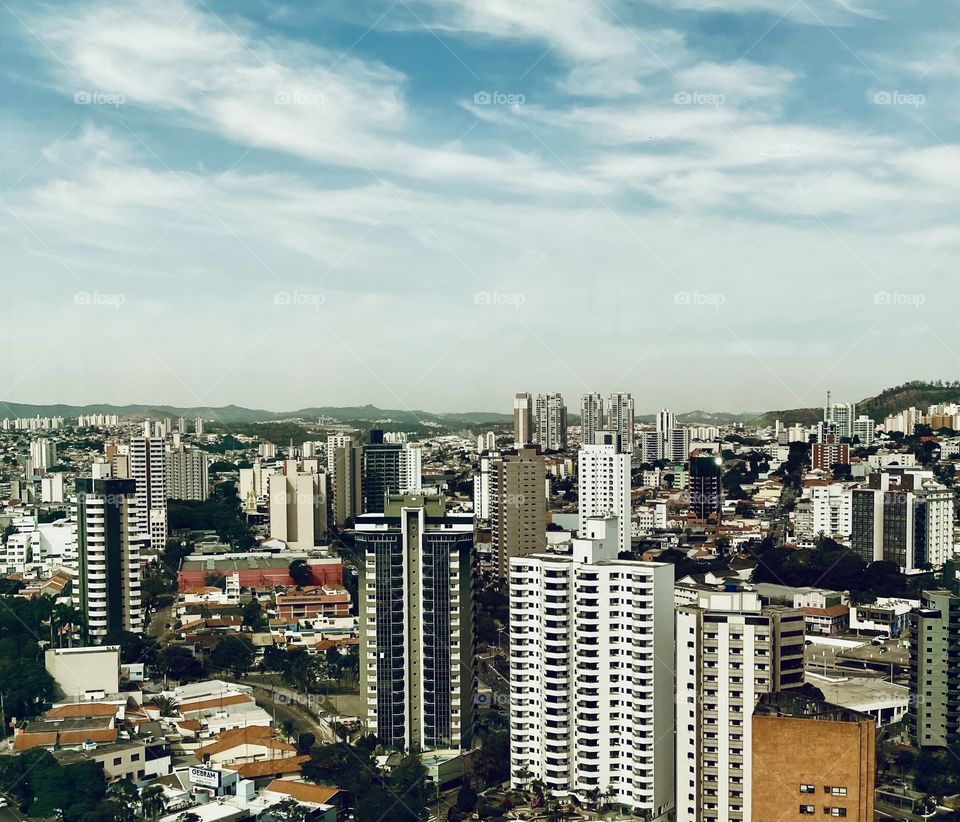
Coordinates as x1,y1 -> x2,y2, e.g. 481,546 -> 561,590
356,495 -> 474,751
514,392 -> 534,447
165,445 -> 210,501
676,590 -> 805,822
607,392 -> 635,454
489,447 -> 547,578
75,478 -> 143,642
908,589 -> 960,748
752,693 -> 875,822
580,393 -> 604,448
535,393 -> 568,451
578,437 -> 631,555
268,471 -> 328,549
509,517 -> 674,817
129,436 -> 167,550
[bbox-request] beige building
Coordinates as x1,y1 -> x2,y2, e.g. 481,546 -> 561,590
752,693 -> 875,822
45,645 -> 120,697
330,439 -> 362,526
269,470 -> 328,549
489,447 -> 546,577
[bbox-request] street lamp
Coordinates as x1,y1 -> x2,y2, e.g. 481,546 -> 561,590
496,626 -> 506,655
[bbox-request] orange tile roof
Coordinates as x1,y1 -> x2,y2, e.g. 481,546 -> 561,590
47,703 -> 119,719
13,732 -> 58,751
196,726 -> 295,758
179,693 -> 253,714
225,755 -> 309,778
59,728 -> 118,745
177,720 -> 202,732
802,604 -> 850,618
265,780 -> 340,805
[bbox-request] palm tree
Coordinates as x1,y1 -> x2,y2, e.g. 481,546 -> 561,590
51,603 -> 84,647
151,696 -> 180,717
140,785 -> 165,821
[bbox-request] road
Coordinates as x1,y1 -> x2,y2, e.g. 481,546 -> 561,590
229,680 -> 335,743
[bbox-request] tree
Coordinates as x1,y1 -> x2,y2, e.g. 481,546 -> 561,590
210,635 -> 254,677
264,799 -> 307,822
107,779 -> 140,822
140,785 -> 165,821
159,646 -> 204,682
151,696 -> 180,717
289,559 -> 312,587
455,782 -> 477,812
242,599 -> 268,632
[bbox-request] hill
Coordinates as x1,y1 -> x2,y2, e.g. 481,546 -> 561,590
754,381 -> 960,427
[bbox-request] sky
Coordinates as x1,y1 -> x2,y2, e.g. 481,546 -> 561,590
2,0 -> 959,415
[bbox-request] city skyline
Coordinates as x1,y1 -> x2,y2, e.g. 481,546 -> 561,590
3,1 -> 959,410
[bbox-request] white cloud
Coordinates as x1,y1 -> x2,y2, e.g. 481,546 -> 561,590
27,0 -> 591,195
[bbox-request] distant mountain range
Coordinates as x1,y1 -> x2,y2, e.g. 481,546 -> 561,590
1,381 -> 956,430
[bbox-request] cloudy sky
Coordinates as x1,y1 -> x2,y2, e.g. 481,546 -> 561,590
2,0 -> 958,414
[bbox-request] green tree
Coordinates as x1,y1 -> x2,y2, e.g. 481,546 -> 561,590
242,598 -> 268,631
159,646 -> 204,682
140,785 -> 166,821
289,559 -> 312,587
210,635 -> 255,677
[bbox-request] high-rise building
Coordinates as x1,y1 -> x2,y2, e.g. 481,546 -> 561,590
578,436 -> 631,554
811,435 -> 850,472
513,393 -> 534,447
908,589 -> 960,748
194,416 -> 204,436
644,410 -> 690,463
75,478 -> 142,642
165,445 -> 210,500
851,471 -> 955,571
29,438 -> 57,471
362,431 -> 422,514
689,454 -> 722,523
824,401 -> 856,440
851,415 -> 876,446
607,392 -> 635,453
676,590 -> 805,822
269,471 -> 328,549
129,436 -> 167,550
534,393 -> 568,451
752,693 -> 875,822
509,516 -> 674,816
355,494 -> 474,751
330,439 -> 362,527
489,447 -> 546,578
580,393 -> 604,447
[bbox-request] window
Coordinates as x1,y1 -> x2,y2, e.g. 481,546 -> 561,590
800,785 -> 815,794
826,787 -> 847,797
827,808 -> 847,817
799,805 -> 815,815
112,757 -> 122,766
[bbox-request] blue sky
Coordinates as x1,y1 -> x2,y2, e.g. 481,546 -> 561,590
2,0 -> 959,414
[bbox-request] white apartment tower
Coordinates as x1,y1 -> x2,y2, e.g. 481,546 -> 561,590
578,437 -> 631,554
535,393 -> 568,451
29,438 -> 58,471
129,436 -> 167,549
608,392 -> 635,453
580,393 -> 604,447
676,591 -> 805,822
824,401 -> 856,440
509,516 -> 674,817
75,477 -> 143,642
